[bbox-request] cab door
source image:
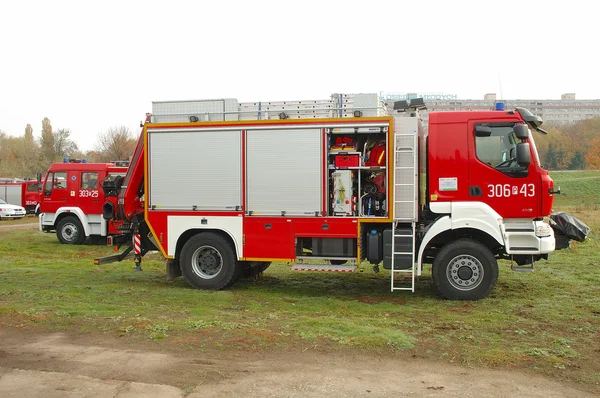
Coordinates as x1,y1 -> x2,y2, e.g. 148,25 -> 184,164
41,171 -> 68,214
77,170 -> 103,215
468,121 -> 539,219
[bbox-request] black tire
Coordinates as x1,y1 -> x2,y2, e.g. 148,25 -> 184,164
180,232 -> 241,290
330,260 -> 347,266
56,216 -> 86,244
242,261 -> 271,278
432,239 -> 498,301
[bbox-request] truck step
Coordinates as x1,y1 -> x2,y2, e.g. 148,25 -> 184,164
291,264 -> 356,272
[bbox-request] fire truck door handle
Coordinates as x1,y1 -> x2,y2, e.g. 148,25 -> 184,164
469,186 -> 483,197
322,224 -> 329,230
264,224 -> 272,229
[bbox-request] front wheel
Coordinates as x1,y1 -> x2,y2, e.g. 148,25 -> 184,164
56,216 -> 86,244
180,232 -> 241,290
432,239 -> 498,300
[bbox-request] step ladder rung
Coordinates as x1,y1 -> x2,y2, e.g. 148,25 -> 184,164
393,251 -> 413,255
290,264 -> 356,272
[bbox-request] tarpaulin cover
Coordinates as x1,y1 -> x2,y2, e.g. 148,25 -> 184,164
549,212 -> 590,242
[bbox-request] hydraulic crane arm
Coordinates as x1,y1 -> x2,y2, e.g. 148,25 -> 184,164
116,113 -> 151,221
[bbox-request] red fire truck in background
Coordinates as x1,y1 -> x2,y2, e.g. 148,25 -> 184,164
39,159 -> 130,244
94,93 -> 586,300
0,179 -> 41,214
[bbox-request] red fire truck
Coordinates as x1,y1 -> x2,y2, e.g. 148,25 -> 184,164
94,93 -> 579,300
39,159 -> 129,244
0,179 -> 41,214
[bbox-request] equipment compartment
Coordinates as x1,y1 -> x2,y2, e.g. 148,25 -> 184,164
325,125 -> 389,218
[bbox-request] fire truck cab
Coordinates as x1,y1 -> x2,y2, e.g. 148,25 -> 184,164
39,159 -> 129,244
0,179 -> 41,214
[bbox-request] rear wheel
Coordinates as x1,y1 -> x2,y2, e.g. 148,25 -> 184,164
432,239 -> 498,300
180,232 -> 241,290
56,216 -> 86,244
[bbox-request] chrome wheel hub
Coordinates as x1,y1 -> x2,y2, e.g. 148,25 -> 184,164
446,254 -> 484,291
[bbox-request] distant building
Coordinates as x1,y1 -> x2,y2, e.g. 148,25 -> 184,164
383,93 -> 600,129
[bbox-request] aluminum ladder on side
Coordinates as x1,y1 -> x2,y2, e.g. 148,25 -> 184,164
390,116 -> 419,292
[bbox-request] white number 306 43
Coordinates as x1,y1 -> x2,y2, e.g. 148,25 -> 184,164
487,184 -> 534,197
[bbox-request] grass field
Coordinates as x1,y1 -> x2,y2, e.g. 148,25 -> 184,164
0,171 -> 599,392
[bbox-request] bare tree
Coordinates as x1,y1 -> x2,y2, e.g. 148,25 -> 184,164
53,128 -> 78,159
94,126 -> 137,162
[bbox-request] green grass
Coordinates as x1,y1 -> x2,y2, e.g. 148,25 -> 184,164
551,170 -> 600,209
0,171 -> 599,393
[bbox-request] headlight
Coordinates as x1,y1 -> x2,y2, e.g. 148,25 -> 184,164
535,223 -> 553,237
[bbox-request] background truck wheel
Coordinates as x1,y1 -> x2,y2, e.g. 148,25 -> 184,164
432,239 -> 498,301
242,261 -> 271,278
56,216 -> 86,244
180,233 -> 241,290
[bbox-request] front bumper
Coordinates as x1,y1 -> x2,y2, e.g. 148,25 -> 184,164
0,210 -> 26,219
502,219 -> 555,255
39,213 -> 55,232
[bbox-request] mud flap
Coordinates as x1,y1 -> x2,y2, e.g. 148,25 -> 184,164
166,258 -> 181,281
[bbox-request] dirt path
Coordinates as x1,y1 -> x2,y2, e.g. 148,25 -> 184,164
0,221 -> 38,230
0,329 -> 595,397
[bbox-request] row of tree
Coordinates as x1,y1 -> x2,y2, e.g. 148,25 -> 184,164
534,117 -> 600,170
1,115 -> 599,178
0,118 -> 137,178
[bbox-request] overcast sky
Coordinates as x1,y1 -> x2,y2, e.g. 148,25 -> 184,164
1,0 -> 598,152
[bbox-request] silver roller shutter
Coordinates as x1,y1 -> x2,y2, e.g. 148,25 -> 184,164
246,128 -> 322,216
148,129 -> 242,210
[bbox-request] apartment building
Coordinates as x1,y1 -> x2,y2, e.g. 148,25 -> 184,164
382,93 -> 600,128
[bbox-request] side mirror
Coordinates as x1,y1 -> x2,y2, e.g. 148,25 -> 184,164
475,125 -> 492,137
36,172 -> 42,184
516,142 -> 530,167
513,124 -> 529,139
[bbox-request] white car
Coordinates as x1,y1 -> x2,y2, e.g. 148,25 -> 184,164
0,198 -> 26,220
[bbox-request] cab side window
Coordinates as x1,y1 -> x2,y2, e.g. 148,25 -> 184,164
54,172 -> 67,189
82,172 -> 98,189
474,123 -> 526,176
44,172 -> 67,195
